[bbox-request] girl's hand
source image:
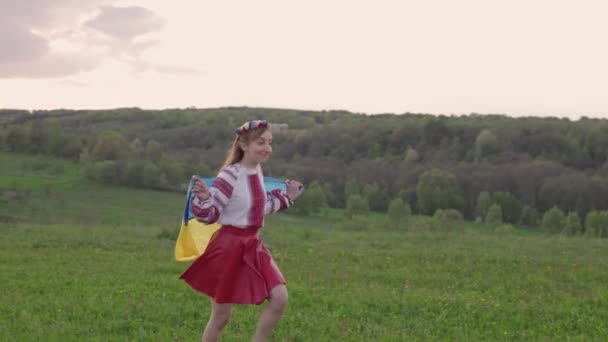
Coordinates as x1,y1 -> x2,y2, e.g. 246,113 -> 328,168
285,179 -> 304,200
191,176 -> 211,201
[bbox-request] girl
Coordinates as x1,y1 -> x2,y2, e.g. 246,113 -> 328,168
180,120 -> 304,342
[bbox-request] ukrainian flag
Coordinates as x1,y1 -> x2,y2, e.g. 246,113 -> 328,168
175,176 -> 287,262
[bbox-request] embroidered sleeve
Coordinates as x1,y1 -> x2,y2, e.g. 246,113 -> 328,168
190,166 -> 238,224
264,189 -> 293,214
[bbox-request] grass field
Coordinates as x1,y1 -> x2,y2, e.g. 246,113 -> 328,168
1,152 -> 608,341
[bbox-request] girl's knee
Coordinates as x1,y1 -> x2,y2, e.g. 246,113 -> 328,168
210,302 -> 232,329
269,285 -> 288,312
211,311 -> 231,329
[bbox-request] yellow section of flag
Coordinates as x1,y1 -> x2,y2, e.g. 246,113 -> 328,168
175,220 -> 222,262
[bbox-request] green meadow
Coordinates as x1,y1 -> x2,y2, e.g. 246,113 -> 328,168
1,152 -> 608,341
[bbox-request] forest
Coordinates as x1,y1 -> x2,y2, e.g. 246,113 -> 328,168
2,107 -> 608,235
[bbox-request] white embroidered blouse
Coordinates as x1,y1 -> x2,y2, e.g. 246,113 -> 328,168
191,163 -> 293,229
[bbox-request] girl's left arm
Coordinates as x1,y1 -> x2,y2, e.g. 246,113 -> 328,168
264,189 -> 293,215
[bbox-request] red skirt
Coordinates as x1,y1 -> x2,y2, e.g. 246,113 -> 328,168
179,225 -> 285,305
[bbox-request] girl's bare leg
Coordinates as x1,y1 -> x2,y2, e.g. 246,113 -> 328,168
252,284 -> 288,342
202,299 -> 233,342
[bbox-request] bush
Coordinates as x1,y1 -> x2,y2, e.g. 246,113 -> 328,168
345,194 -> 369,219
432,209 -> 464,231
542,206 -> 565,234
142,162 -> 167,189
61,135 -> 83,160
486,204 -> 503,225
416,169 -> 465,215
158,158 -> 184,187
91,131 -> 131,161
475,191 -> 492,220
291,181 -> 328,215
443,209 -> 464,221
563,212 -> 582,236
492,192 -> 524,224
123,160 -> 145,187
584,210 -> 608,238
363,183 -> 388,212
387,197 -> 411,222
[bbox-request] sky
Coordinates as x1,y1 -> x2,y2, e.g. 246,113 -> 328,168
0,0 -> 607,119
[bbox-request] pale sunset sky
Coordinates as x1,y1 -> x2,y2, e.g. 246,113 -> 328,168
0,0 -> 606,118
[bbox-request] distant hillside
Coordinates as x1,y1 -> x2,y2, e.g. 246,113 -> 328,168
2,107 -> 608,225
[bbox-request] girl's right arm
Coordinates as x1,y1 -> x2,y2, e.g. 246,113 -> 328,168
190,166 -> 238,224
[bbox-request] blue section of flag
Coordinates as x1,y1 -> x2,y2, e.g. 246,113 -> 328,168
183,176 -> 287,224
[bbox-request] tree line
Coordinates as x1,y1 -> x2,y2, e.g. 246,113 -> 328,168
2,107 -> 608,236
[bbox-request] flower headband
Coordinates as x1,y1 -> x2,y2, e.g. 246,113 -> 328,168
235,120 -> 269,136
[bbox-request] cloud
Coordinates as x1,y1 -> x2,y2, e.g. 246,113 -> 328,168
0,0 -> 98,28
0,0 -> 166,79
85,6 -> 164,40
0,24 -> 48,63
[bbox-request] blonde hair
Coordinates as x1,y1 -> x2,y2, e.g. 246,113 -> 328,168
219,127 -> 269,171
